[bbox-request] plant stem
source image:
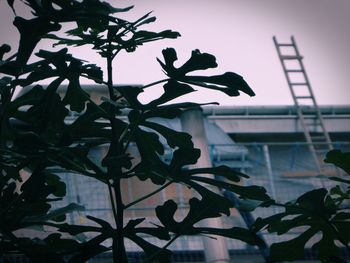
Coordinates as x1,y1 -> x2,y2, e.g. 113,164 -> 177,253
162,233 -> 181,250
106,40 -> 128,262
81,73 -> 109,86
142,78 -> 169,89
107,53 -> 116,102
0,77 -> 18,145
114,178 -> 128,261
122,110 -> 142,152
146,233 -> 181,262
124,180 -> 173,209
107,182 -> 118,226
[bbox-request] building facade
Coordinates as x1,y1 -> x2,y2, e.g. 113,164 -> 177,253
53,85 -> 350,262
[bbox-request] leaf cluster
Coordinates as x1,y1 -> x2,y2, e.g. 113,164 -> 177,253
253,150 -> 350,262
2,0 -> 348,262
0,0 -> 265,262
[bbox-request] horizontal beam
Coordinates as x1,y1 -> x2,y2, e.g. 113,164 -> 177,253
208,115 -> 350,134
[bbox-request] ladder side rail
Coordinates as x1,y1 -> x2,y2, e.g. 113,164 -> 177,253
295,104 -> 323,172
309,112 -> 333,151
291,36 -> 333,150
273,36 -> 322,172
273,36 -> 313,141
273,37 -> 303,110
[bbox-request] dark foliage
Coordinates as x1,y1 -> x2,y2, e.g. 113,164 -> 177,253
0,1 -> 349,262
0,1 -> 264,262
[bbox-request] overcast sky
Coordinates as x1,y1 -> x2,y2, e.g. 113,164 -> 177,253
1,0 -> 350,106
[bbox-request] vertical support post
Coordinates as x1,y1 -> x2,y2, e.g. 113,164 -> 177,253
263,145 -> 277,201
180,107 -> 230,263
65,173 -> 76,225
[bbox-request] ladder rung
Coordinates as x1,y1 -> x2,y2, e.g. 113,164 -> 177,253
295,96 -> 312,99
274,36 -> 333,158
306,121 -> 321,125
314,149 -> 328,153
302,112 -> 318,115
277,43 -> 294,47
305,120 -> 321,124
291,82 -> 308,86
286,69 -> 304,73
310,135 -> 327,141
280,55 -> 303,60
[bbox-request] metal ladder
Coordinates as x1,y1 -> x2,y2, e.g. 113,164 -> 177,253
273,36 -> 333,174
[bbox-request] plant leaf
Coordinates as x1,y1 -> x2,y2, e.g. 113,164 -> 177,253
325,150 -> 350,175
157,48 -> 255,97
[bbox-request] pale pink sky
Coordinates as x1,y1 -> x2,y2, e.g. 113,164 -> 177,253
1,0 -> 350,106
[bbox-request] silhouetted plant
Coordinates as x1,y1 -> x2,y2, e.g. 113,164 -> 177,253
0,1 -> 269,262
1,1 -> 349,263
253,150 -> 350,262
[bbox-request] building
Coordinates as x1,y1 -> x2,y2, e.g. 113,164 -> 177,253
51,85 -> 350,262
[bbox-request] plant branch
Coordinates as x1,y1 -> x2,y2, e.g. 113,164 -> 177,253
80,73 -> 109,86
122,110 -> 143,152
162,233 -> 181,250
5,52 -> 17,62
146,233 -> 181,262
107,181 -> 119,227
105,37 -> 128,262
124,180 -> 173,209
112,49 -> 121,60
142,78 -> 170,89
113,177 -> 128,261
